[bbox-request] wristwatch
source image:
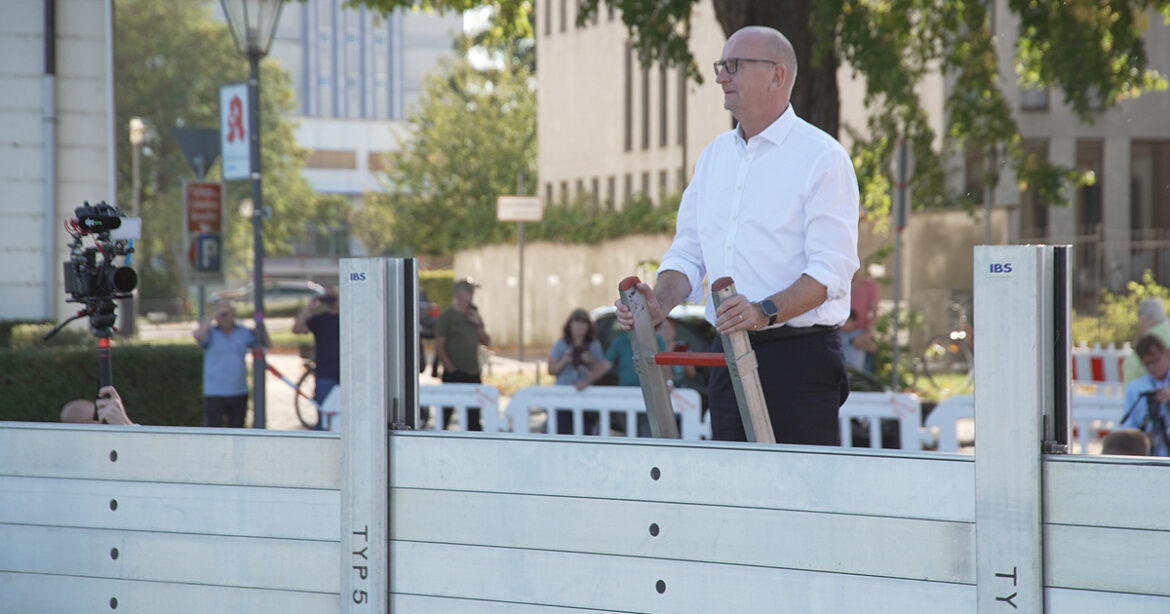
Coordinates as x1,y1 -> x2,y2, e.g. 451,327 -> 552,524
758,299 -> 778,326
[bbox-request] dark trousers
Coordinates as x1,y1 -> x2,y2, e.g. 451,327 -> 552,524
440,370 -> 482,431
204,394 -> 248,428
708,330 -> 848,444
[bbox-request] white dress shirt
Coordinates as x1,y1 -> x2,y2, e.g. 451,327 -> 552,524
660,106 -> 860,328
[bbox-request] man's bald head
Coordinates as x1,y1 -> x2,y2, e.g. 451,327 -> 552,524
729,26 -> 797,96
60,399 -> 98,424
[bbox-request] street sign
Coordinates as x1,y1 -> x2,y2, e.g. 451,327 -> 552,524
185,181 -> 223,233
496,195 -> 543,222
173,127 -> 221,181
184,180 -> 224,280
194,234 -> 222,273
219,82 -> 250,181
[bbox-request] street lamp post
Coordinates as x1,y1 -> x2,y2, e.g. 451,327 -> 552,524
220,0 -> 284,429
123,117 -> 145,338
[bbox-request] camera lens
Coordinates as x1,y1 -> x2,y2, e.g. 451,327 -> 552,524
113,267 -> 137,293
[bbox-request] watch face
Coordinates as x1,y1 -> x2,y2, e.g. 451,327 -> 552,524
761,300 -> 778,316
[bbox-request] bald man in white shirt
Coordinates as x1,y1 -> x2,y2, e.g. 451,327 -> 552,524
618,25 -> 859,444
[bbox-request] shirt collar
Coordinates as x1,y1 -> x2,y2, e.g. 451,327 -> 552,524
734,104 -> 798,148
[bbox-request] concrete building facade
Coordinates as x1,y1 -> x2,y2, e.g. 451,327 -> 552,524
1,0 -> 116,322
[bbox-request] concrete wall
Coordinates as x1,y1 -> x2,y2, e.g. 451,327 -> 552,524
0,0 -> 113,322
457,208 -> 1008,349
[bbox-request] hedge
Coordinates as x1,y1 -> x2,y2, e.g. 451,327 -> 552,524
0,344 -> 204,426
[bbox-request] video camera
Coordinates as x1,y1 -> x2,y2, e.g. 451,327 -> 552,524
49,201 -> 140,339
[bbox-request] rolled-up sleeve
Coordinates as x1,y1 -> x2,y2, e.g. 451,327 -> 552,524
801,148 -> 860,300
659,182 -> 707,303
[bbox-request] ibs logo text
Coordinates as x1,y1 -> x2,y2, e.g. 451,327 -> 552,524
989,263 -> 1013,274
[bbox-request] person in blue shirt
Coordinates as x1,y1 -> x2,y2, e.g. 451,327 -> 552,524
193,301 -> 265,428
1120,333 -> 1170,456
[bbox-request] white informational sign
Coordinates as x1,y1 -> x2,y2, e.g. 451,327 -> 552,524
219,83 -> 250,181
496,195 -> 543,222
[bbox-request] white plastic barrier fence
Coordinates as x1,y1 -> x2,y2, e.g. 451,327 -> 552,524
417,383 -> 501,432
926,394 -> 1125,452
1071,341 -> 1129,395
505,385 -> 706,439
838,392 -> 928,450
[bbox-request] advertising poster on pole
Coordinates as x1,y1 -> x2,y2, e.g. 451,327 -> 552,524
219,82 -> 250,181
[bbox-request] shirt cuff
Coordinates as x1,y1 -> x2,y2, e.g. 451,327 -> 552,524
802,263 -> 848,301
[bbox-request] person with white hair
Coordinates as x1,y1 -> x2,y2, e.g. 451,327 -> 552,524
1123,297 -> 1170,384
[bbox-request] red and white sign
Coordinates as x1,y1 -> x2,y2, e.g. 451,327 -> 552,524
219,82 -> 250,181
185,181 -> 223,233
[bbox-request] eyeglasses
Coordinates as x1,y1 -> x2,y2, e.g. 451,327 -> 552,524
713,57 -> 777,77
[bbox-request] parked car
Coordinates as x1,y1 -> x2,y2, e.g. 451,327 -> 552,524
210,279 -> 326,316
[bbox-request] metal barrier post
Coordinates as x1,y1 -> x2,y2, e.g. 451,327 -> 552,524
340,258 -> 419,612
618,277 -> 680,439
710,277 -> 774,444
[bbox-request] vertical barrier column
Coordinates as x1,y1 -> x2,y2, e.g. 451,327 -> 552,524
710,277 -> 774,444
340,258 -> 420,612
618,277 -> 680,439
973,245 -> 1068,612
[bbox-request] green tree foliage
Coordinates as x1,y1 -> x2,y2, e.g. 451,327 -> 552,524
114,0 -> 344,305
357,0 -> 1170,226
353,34 -> 537,256
1072,270 -> 1170,346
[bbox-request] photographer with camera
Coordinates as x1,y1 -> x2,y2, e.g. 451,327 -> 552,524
60,386 -> 135,425
1120,333 -> 1170,456
293,285 -> 340,430
194,301 -> 267,428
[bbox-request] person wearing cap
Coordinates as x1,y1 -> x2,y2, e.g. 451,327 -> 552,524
434,279 -> 492,430
293,285 -> 341,430
615,25 -> 858,445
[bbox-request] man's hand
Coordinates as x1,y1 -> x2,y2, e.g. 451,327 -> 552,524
1155,387 -> 1170,405
95,386 -> 134,425
615,281 -> 665,331
714,295 -> 765,335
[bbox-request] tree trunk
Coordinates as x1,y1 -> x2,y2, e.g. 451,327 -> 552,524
711,0 -> 840,138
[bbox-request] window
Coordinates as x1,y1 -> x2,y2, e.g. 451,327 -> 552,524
641,171 -> 650,196
606,176 -> 616,208
591,177 -> 600,207
545,182 -> 553,206
659,64 -> 669,147
1018,140 -> 1048,239
623,42 -> 632,152
306,149 -> 357,169
544,0 -> 551,36
623,173 -> 632,206
677,67 -> 687,146
641,64 -> 650,150
560,0 -> 566,32
1020,86 -> 1049,111
560,181 -> 569,204
658,170 -> 668,203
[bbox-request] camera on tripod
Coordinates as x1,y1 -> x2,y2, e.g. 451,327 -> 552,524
52,201 -> 140,338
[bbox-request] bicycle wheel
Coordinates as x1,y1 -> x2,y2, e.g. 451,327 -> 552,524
921,334 -> 973,394
294,368 -> 319,429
